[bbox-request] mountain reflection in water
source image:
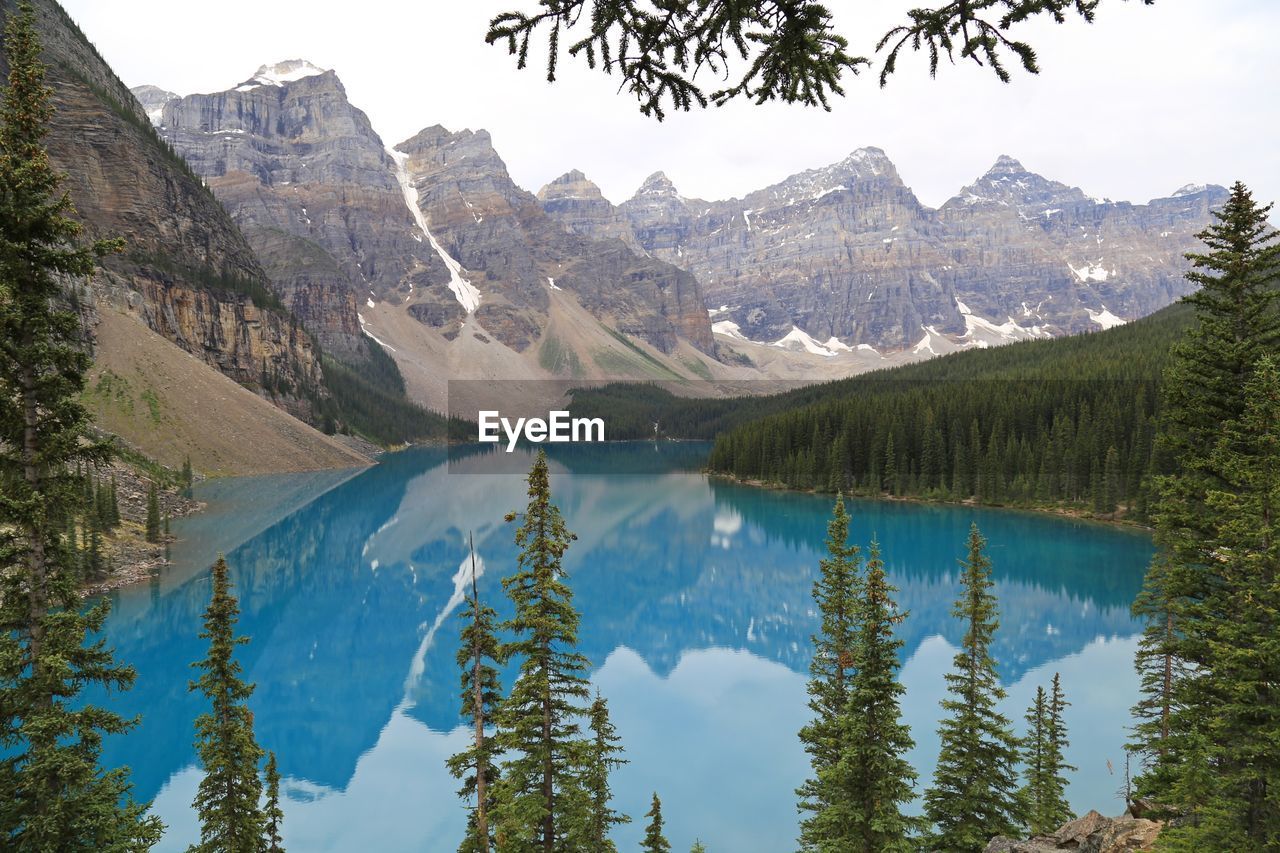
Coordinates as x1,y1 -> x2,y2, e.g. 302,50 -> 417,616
94,444 -> 1151,852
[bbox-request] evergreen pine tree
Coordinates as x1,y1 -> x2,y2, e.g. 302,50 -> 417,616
1133,182 -> 1280,811
263,751 -> 285,853
567,691 -> 628,851
447,535 -> 503,853
85,510 -> 104,582
1158,356 -> 1280,846
796,495 -> 861,850
690,841 -> 706,853
108,476 -> 120,527
1022,675 -> 1075,834
1021,686 -> 1050,833
1102,446 -> 1120,515
145,481 -> 161,543
182,456 -> 194,497
1042,674 -> 1075,830
93,476 -> 109,527
0,4 -> 159,845
641,793 -> 671,853
924,524 -> 1024,851
493,451 -> 592,851
1128,552 -> 1184,798
189,555 -> 266,851
828,538 -> 919,850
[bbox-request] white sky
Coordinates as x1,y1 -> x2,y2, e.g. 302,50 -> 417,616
60,0 -> 1278,209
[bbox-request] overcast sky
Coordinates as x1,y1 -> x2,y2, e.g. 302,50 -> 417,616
59,0 -> 1277,209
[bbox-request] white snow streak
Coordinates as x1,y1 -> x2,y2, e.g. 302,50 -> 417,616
1087,306 -> 1127,330
357,312 -> 397,352
404,551 -> 486,692
388,148 -> 481,314
773,327 -> 843,357
712,320 -> 749,341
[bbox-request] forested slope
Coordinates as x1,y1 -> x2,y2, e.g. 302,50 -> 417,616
572,301 -> 1195,516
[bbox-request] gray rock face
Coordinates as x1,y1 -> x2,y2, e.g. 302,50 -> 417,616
937,156 -> 1224,336
150,61 -> 451,356
610,149 -> 1224,350
130,83 -> 176,123
3,0 -> 323,404
149,65 -> 712,359
394,127 -> 713,354
985,810 -> 1163,853
538,170 -> 647,254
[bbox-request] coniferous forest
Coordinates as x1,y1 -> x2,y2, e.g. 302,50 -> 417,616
569,304 -> 1196,520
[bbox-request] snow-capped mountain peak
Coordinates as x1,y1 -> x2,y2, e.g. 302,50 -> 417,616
1172,183 -> 1209,197
237,60 -> 328,91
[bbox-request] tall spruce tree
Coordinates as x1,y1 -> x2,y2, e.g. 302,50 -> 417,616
493,451 -> 592,852
924,524 -> 1024,851
145,481 -> 161,543
796,495 -> 861,849
0,3 -> 160,847
1021,686 -> 1050,833
1132,182 -> 1280,812
1022,675 -> 1074,835
263,751 -> 285,853
690,841 -> 706,853
447,536 -> 503,853
829,538 -> 919,850
641,793 -> 670,853
1157,356 -> 1280,848
1042,674 -> 1074,829
566,691 -> 628,851
189,555 -> 266,852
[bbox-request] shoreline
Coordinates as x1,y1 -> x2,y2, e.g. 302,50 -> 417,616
706,471 -> 1155,533
78,459 -> 205,598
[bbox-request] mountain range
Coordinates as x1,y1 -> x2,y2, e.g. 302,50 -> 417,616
138,59 -> 1223,390
0,0 -> 1226,470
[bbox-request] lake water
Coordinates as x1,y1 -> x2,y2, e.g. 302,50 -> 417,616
95,444 -> 1153,852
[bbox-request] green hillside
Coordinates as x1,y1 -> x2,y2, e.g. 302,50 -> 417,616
571,301 -> 1196,517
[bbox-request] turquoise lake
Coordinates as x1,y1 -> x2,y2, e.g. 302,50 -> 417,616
95,444 -> 1154,852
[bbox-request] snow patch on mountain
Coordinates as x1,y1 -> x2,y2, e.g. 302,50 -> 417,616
913,326 -> 945,356
236,60 -> 327,91
1069,261 -> 1111,283
357,313 -> 397,352
1087,306 -> 1127,330
388,148 -> 481,313
712,320 -> 749,341
772,326 -> 846,357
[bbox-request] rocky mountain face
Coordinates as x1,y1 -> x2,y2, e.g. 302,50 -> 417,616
393,126 -> 713,353
605,148 -> 1224,351
130,83 -> 175,122
937,155 -> 1223,336
150,61 -> 452,358
147,64 -> 714,364
537,170 -> 647,254
3,0 -> 323,408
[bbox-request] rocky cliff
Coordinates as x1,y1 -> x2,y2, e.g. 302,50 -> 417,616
538,169 -> 647,254
611,148 -> 1224,351
2,0 -> 324,407
147,63 -> 714,365
394,125 -> 713,354
986,809 -> 1162,853
149,61 -> 452,357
